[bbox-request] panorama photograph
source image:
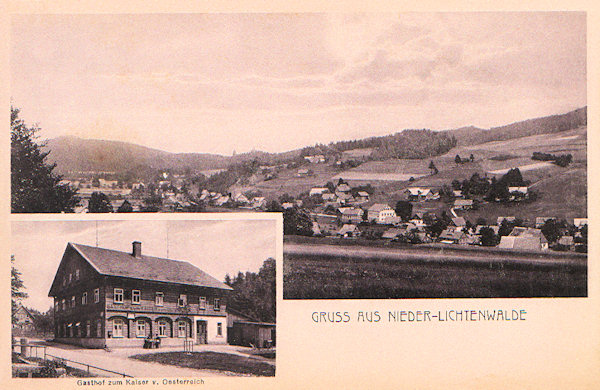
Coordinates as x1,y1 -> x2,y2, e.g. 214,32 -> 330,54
10,13 -> 587,299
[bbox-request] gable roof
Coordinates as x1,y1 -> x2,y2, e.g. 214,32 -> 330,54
58,243 -> 232,293
454,199 -> 474,206
338,224 -> 358,235
368,203 -> 392,212
452,217 -> 466,227
382,228 -> 403,239
498,236 -> 542,250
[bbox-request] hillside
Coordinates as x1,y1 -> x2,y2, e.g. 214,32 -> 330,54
44,136 -> 230,175
446,107 -> 586,146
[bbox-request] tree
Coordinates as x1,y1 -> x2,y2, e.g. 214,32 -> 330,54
11,256 -> 28,323
226,258 -> 275,323
469,153 -> 475,162
541,219 -> 562,244
266,199 -> 283,212
479,227 -> 498,246
455,154 -> 462,164
117,199 -> 133,213
283,208 -> 313,236
395,201 -> 413,221
11,107 -> 79,213
428,161 -> 438,175
88,192 -> 113,213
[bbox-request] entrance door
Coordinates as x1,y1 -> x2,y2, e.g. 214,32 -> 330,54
196,320 -> 207,344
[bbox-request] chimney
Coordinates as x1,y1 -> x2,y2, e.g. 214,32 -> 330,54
132,241 -> 142,258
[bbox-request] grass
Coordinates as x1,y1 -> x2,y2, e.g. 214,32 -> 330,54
130,352 -> 275,376
283,250 -> 587,299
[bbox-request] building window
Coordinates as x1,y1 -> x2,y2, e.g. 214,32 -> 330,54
86,321 -> 91,338
158,321 -> 167,337
113,318 -> 124,338
75,269 -> 80,280
69,273 -> 72,283
214,298 -> 221,311
132,290 -> 141,304
136,320 -> 146,337
96,320 -> 102,338
114,288 -> 123,304
55,302 -> 59,312
82,292 -> 87,305
178,294 -> 187,307
62,299 -> 66,310
63,277 -> 66,286
71,296 -> 76,308
155,292 -> 164,306
199,296 -> 206,310
217,322 -> 222,337
178,321 -> 186,338
94,288 -> 100,303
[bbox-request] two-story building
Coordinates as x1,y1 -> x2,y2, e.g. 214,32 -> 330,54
49,241 -> 232,348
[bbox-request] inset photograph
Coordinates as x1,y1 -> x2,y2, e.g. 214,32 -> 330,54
11,219 -> 276,378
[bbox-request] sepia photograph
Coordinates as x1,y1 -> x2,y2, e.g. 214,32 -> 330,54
10,219 -> 276,378
10,12 -> 587,300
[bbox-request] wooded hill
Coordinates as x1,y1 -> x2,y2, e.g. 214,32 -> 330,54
44,107 -> 586,177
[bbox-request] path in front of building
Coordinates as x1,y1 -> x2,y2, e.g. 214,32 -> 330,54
26,338 -> 273,378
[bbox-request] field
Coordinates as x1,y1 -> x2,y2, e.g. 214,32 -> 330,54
283,240 -> 587,299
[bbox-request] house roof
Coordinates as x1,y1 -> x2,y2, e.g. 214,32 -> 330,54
368,203 -> 392,212
508,186 -> 528,193
558,236 -> 574,245
357,191 -> 369,197
454,199 -> 474,206
452,217 -> 466,227
65,243 -> 232,291
336,184 -> 351,192
382,228 -> 402,239
439,229 -> 465,241
406,187 -> 431,196
338,224 -> 358,235
508,227 -> 547,242
497,216 -> 516,225
340,208 -> 363,216
498,236 -> 542,250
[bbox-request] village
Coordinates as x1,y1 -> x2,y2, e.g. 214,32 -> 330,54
58,152 -> 587,254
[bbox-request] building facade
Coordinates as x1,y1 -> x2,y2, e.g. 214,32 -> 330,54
49,242 -> 232,348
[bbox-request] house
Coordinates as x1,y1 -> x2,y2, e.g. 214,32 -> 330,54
304,155 -> 325,163
322,193 -> 337,201
405,187 -> 439,201
573,218 -> 588,228
453,190 -> 464,198
381,228 -> 403,240
251,197 -> 267,209
13,305 -> 35,330
214,195 -> 230,206
558,236 -> 575,249
508,186 -> 528,195
535,217 -> 554,228
98,179 -> 118,188
231,193 -> 250,204
281,202 -> 295,210
312,214 -> 339,236
227,308 -> 275,348
367,204 -> 397,224
309,188 -> 328,197
355,191 -> 370,203
438,229 -> 467,245
453,199 -> 474,210
339,208 -> 364,224
131,182 -> 145,191
498,227 -> 549,250
451,217 -> 467,230
49,242 -> 232,348
337,224 -> 360,238
297,169 -> 310,177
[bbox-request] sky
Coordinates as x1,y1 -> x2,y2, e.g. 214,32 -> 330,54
11,219 -> 276,312
10,13 -> 586,155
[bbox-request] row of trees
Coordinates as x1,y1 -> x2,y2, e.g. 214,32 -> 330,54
224,258 -> 275,323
